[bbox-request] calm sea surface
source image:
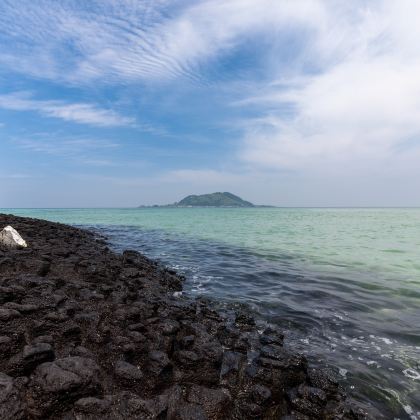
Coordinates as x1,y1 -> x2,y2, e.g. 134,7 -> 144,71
2,208 -> 420,418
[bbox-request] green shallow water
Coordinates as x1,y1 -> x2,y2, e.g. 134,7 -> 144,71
2,207 -> 420,418
5,207 -> 420,282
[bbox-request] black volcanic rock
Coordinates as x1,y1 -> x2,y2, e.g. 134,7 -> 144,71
0,214 -> 368,419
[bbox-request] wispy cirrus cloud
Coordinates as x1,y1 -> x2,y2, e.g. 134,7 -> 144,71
0,173 -> 32,180
0,0 -> 325,85
0,92 -> 133,127
14,136 -> 119,169
16,136 -> 117,155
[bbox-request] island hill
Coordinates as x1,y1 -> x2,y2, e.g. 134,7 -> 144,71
177,192 -> 253,207
139,192 -> 272,208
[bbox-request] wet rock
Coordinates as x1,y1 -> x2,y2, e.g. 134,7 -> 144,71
308,368 -> 341,397
220,351 -> 242,377
287,389 -> 323,418
260,344 -> 286,360
258,347 -> 307,371
235,311 -> 255,326
297,383 -> 327,405
260,327 -> 284,346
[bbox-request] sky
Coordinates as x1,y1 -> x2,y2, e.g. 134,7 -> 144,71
1,0 -> 420,207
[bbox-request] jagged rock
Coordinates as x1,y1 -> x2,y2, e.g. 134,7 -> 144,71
0,308 -> 21,321
0,226 -> 27,249
187,385 -> 231,418
3,302 -> 40,313
31,356 -> 101,397
220,351 -> 242,377
114,361 -> 144,381
251,384 -> 272,404
0,373 -> 26,419
74,396 -> 111,413
23,343 -> 55,371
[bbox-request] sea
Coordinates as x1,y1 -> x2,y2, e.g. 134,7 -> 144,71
2,207 -> 419,418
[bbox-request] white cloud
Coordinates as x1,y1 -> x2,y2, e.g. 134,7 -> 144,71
238,0 -> 420,174
0,173 -> 32,179
15,136 -> 118,159
0,92 -> 132,127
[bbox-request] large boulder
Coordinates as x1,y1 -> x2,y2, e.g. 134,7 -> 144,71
0,226 -> 27,249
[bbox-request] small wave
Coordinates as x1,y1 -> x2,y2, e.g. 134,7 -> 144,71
403,368 -> 420,380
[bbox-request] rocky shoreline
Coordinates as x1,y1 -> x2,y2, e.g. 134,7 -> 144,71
0,214 -> 366,419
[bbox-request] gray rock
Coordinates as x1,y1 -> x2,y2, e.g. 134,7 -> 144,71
75,396 -> 111,413
220,351 -> 242,377
176,350 -> 201,366
0,226 -> 27,249
0,373 -> 26,419
0,308 -> 21,321
0,336 -> 12,346
187,385 -> 231,418
158,319 -> 180,335
23,343 -> 55,370
176,403 -> 207,420
3,302 -> 40,313
32,356 -> 101,395
149,350 -> 170,367
251,384 -> 272,404
114,360 -> 144,381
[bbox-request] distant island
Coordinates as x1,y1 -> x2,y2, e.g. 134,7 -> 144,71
177,192 -> 254,207
139,192 -> 272,208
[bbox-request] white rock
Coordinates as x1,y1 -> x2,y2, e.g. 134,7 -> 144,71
0,226 -> 27,248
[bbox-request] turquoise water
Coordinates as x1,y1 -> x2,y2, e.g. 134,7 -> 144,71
2,208 -> 420,418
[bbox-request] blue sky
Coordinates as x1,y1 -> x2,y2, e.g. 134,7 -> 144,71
1,0 -> 420,207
